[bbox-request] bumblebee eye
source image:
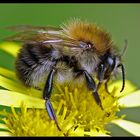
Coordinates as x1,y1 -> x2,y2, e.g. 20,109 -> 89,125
107,57 -> 114,66
106,56 -> 116,71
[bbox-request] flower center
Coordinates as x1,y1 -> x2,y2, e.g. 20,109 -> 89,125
1,81 -> 121,136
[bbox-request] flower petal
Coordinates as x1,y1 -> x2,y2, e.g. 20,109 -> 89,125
0,75 -> 41,98
118,90 -> 140,108
0,89 -> 45,109
0,75 -> 27,93
0,67 -> 17,80
0,42 -> 20,57
0,131 -> 11,136
0,123 -> 8,130
84,130 -> 110,136
109,80 -> 137,97
112,119 -> 140,136
0,123 -> 11,136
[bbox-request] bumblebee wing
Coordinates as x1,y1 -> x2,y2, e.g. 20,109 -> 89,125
5,25 -> 62,42
5,25 -> 86,50
7,25 -> 61,33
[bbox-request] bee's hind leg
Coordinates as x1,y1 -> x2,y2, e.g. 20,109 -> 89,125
43,68 -> 62,132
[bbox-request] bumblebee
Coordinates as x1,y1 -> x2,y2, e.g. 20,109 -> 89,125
6,19 -> 125,130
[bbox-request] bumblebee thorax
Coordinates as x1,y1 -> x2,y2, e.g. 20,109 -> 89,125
62,19 -> 113,54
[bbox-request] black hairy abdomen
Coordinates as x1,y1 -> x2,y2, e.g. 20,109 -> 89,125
15,43 -> 53,87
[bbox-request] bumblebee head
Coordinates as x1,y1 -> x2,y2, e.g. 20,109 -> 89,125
97,40 -> 127,93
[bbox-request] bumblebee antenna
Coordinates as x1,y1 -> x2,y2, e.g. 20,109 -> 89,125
117,40 -> 127,92
118,63 -> 125,92
120,39 -> 128,57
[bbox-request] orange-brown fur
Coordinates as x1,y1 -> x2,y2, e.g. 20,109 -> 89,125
62,19 -> 113,54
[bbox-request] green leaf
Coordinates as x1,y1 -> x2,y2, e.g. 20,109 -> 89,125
0,89 -> 45,109
118,90 -> 140,108
112,119 -> 140,136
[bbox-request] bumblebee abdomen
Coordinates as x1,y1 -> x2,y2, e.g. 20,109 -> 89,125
15,43 -> 56,88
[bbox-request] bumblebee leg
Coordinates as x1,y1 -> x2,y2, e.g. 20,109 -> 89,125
83,70 -> 103,110
97,63 -> 111,94
97,82 -> 102,90
105,79 -> 111,94
96,63 -> 105,90
45,100 -> 62,131
43,69 -> 55,100
43,69 -> 62,131
97,79 -> 111,95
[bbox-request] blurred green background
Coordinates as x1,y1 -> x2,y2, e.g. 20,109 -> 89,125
0,3 -> 140,136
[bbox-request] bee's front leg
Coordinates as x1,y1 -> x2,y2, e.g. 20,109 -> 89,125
96,63 -> 111,94
83,70 -> 104,110
97,79 -> 111,95
76,69 -> 103,110
43,68 -> 62,132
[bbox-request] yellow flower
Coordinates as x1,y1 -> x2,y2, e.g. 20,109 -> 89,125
0,42 -> 140,136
